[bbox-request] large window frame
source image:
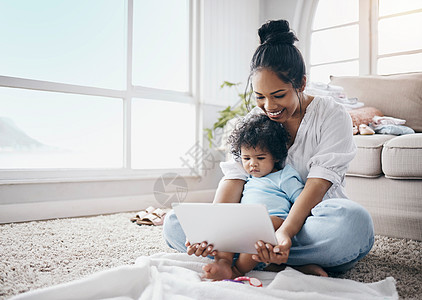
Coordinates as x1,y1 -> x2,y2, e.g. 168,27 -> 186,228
306,0 -> 422,80
0,0 -> 202,184
372,1 -> 422,74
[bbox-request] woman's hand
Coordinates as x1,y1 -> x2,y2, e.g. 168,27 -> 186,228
185,240 -> 217,257
252,233 -> 292,265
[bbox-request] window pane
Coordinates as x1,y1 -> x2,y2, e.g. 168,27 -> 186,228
131,99 -> 195,169
378,53 -> 422,75
378,12 -> 422,55
0,88 -> 123,169
309,61 -> 359,83
312,0 -> 358,30
379,0 -> 422,16
132,0 -> 189,92
0,1 -> 126,89
310,25 -> 359,65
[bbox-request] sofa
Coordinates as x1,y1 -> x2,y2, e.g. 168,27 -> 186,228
330,73 -> 422,241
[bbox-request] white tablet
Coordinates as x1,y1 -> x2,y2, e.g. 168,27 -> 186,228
172,203 -> 277,254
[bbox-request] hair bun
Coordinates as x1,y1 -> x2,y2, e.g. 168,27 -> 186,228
258,20 -> 298,46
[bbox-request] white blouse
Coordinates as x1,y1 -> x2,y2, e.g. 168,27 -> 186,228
220,96 -> 357,200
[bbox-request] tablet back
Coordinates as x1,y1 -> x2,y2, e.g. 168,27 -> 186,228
173,203 -> 277,254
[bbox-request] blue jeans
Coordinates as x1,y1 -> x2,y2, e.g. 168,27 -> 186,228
162,198 -> 374,273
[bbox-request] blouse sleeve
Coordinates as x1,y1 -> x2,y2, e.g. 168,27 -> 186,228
219,159 -> 249,181
307,100 -> 357,189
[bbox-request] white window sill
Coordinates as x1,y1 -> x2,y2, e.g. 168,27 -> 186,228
0,168 -> 200,185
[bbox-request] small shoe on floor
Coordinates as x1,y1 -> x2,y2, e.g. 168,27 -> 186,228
359,124 -> 375,135
352,125 -> 358,135
130,206 -> 156,223
136,208 -> 167,226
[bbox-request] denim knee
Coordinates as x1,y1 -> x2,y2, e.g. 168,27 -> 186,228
162,210 -> 187,253
290,199 -> 375,270
321,199 -> 374,268
339,199 -> 374,246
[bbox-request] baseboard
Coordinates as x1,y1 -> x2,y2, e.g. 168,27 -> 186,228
0,189 -> 216,224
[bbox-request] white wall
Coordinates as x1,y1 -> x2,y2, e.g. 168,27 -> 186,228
200,0 -> 313,108
258,0 -> 316,66
259,0 -> 299,26
201,0 -> 260,107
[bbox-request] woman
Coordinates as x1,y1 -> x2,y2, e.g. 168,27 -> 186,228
163,19 -> 374,277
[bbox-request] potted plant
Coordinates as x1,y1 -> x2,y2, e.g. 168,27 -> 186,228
205,81 -> 255,149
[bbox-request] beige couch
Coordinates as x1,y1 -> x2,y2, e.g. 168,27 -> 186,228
330,73 -> 422,241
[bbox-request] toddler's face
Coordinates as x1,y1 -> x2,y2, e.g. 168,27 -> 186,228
241,146 -> 278,178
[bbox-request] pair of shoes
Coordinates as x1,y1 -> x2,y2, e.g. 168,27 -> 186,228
130,207 -> 167,226
130,206 -> 156,222
137,208 -> 166,226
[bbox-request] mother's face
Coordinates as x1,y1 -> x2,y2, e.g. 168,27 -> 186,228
252,69 -> 302,124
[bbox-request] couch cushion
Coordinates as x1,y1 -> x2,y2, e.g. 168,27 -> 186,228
347,135 -> 396,177
330,73 -> 422,132
382,133 -> 422,179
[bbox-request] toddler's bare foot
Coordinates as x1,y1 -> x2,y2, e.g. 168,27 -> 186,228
293,264 -> 328,277
202,259 -> 234,280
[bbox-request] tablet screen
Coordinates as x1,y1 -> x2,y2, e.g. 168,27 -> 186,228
173,203 -> 277,254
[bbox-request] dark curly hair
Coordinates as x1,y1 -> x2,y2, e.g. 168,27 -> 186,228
228,114 -> 290,170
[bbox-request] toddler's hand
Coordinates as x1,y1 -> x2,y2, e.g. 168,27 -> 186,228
185,240 -> 217,257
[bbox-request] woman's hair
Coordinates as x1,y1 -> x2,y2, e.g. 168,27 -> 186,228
251,19 -> 306,90
228,114 -> 290,170
244,20 -> 306,110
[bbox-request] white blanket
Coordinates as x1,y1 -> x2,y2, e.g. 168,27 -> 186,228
12,253 -> 398,300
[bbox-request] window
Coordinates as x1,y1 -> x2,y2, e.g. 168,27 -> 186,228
131,99 -> 195,170
309,0 -> 422,83
0,1 -> 126,89
309,0 -> 359,83
0,88 -> 123,169
377,0 -> 422,74
132,0 -> 190,92
0,0 -> 197,177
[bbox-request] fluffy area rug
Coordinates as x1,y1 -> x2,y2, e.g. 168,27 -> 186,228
0,212 -> 421,299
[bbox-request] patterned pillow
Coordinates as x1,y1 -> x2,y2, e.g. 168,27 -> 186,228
348,107 -> 383,128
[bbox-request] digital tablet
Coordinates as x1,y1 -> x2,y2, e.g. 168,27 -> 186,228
172,203 -> 277,254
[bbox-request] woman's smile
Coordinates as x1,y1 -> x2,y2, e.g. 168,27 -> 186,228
267,108 -> 286,119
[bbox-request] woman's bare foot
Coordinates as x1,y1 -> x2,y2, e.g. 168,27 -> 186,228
293,264 -> 328,277
202,259 -> 234,280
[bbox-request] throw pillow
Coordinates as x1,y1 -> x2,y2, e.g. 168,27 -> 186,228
348,107 -> 383,128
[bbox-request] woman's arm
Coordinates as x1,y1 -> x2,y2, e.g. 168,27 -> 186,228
279,178 -> 332,239
253,177 -> 332,264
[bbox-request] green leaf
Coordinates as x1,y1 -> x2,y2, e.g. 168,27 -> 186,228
220,81 -> 241,89
205,81 -> 256,149
204,128 -> 213,148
